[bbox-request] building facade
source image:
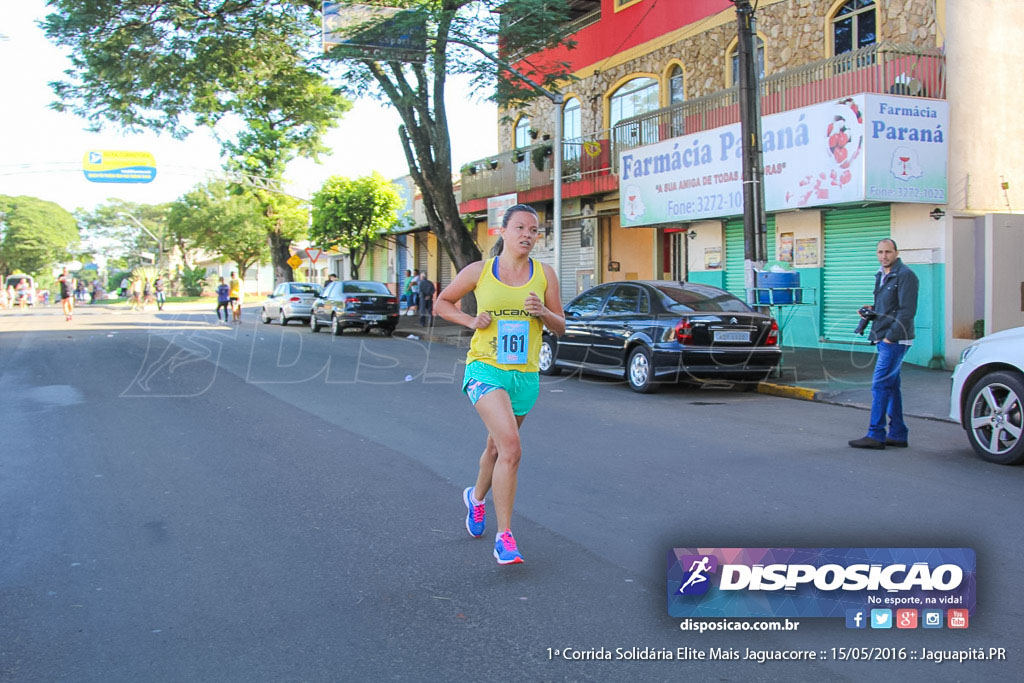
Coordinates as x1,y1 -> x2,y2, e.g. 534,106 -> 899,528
458,0 -> 1022,369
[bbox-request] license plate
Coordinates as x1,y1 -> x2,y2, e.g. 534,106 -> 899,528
363,314 -> 384,321
714,330 -> 749,342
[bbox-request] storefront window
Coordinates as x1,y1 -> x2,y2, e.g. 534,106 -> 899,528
832,0 -> 876,55
609,77 -> 659,126
514,116 -> 531,148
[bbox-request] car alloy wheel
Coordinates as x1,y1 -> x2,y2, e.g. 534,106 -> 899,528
260,308 -> 270,324
966,371 -> 1024,465
310,314 -> 319,333
331,314 -> 343,336
627,346 -> 657,394
538,338 -> 561,376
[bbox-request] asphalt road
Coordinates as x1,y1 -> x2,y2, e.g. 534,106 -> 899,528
1,305 -> 1021,682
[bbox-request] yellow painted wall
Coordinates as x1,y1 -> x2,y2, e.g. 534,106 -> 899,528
604,216 -> 655,282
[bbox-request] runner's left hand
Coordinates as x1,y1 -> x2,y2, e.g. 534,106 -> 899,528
524,291 -> 545,317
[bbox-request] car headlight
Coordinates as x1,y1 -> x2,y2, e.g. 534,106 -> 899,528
960,345 -> 978,363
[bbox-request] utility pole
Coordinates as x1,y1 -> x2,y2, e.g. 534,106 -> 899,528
732,0 -> 767,306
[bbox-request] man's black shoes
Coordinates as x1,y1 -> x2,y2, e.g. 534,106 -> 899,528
885,438 -> 909,447
848,436 -> 886,449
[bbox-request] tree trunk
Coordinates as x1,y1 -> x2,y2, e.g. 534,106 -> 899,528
268,232 -> 293,285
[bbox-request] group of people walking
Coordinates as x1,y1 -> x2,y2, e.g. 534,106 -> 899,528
401,269 -> 436,327
0,279 -> 33,310
118,275 -> 167,311
215,271 -> 244,323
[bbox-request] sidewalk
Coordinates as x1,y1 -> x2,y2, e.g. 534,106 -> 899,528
395,313 -> 956,423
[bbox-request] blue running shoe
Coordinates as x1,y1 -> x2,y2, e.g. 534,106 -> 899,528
463,486 -> 485,538
493,529 -> 524,565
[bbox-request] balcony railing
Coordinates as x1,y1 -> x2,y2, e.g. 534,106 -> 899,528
461,42 -> 945,202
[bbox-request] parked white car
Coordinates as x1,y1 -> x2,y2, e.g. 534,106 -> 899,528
950,326 -> 1024,465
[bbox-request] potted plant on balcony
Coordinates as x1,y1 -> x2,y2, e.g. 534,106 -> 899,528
513,150 -> 525,163
532,144 -> 552,172
461,163 -> 477,175
488,158 -> 499,170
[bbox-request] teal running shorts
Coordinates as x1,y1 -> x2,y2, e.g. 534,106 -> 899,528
462,361 -> 540,416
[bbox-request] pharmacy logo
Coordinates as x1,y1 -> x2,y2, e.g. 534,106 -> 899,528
676,555 -> 718,596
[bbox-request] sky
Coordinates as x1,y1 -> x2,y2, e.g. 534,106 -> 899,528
0,1 -> 498,214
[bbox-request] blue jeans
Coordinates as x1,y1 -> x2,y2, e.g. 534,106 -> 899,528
867,341 -> 909,441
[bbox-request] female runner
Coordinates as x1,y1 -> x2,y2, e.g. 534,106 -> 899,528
435,205 -> 565,564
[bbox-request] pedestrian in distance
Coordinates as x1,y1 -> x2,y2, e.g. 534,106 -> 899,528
400,269 -> 412,311
435,204 -> 565,565
405,269 -> 419,316
119,276 -> 129,298
849,238 -> 919,450
143,279 -> 154,308
129,278 -> 143,311
215,277 -> 231,323
16,278 -> 29,310
228,271 -> 241,323
153,275 -> 166,311
417,271 -> 435,327
58,268 -> 74,322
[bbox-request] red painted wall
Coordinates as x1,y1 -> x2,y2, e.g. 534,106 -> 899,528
517,0 -> 732,76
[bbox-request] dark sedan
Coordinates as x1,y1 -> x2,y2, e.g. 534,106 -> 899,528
309,280 -> 399,336
540,281 -> 782,393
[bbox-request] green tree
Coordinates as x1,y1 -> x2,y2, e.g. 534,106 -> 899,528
169,182 -> 270,280
324,0 -> 577,284
43,0 -> 352,285
0,195 -> 80,278
76,200 -> 169,266
42,1 -> 577,302
311,173 -> 403,280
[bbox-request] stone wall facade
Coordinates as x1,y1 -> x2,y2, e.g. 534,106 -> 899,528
496,0 -> 938,153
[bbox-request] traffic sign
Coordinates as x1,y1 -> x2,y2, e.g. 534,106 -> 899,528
305,248 -> 323,264
287,254 -> 303,269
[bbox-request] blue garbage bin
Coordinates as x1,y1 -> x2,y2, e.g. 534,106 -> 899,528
756,271 -> 800,304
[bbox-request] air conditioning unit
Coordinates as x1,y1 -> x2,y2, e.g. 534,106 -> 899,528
888,73 -> 927,97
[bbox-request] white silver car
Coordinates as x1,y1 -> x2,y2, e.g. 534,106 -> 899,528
260,282 -> 322,325
950,326 -> 1024,465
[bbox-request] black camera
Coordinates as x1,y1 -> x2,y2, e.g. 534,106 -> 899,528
854,306 -> 876,336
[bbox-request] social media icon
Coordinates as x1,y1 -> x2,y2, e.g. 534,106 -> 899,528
896,609 -> 918,629
870,609 -> 892,629
948,609 -> 969,629
922,610 -> 943,628
846,609 -> 867,629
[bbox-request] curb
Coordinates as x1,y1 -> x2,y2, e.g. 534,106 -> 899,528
756,382 -> 820,401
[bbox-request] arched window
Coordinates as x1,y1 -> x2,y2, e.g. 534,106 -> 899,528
563,98 -> 581,140
668,65 -> 685,104
727,36 -> 765,87
514,116 -> 532,148
831,0 -> 876,55
609,77 -> 659,126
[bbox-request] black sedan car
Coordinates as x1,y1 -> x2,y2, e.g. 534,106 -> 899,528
309,280 -> 399,336
541,281 -> 782,393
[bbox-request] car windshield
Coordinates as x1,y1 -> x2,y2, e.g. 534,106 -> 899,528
289,283 -> 321,295
655,284 -> 752,313
343,282 -> 391,295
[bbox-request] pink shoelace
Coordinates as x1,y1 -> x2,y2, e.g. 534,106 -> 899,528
471,503 -> 485,524
500,531 -> 518,550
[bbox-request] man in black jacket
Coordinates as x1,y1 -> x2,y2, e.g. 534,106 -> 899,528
417,272 -> 435,327
849,239 -> 919,450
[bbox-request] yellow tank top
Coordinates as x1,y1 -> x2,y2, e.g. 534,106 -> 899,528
229,279 -> 241,298
467,258 -> 547,372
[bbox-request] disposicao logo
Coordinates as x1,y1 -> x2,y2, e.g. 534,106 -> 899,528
667,548 -> 976,619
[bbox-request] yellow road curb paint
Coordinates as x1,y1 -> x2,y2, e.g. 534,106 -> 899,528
757,382 -> 820,401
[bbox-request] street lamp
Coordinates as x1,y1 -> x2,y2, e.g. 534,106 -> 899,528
118,212 -> 164,269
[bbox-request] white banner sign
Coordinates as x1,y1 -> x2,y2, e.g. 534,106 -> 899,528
619,94 -> 948,227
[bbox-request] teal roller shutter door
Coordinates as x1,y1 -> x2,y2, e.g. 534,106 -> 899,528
822,206 -> 891,342
724,217 -> 776,299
